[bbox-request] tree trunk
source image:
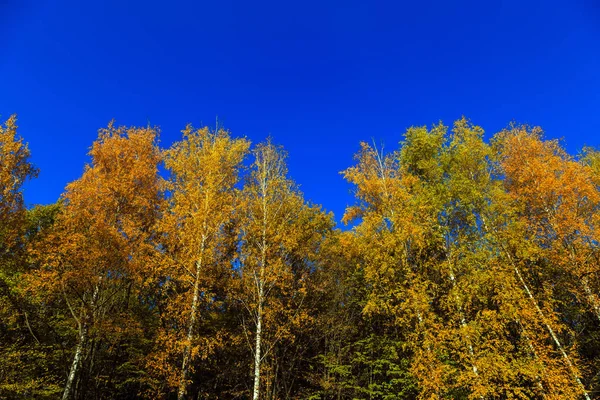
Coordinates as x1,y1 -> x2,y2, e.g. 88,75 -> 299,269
178,240 -> 205,400
252,160 -> 269,400
62,320 -> 88,400
252,291 -> 263,400
63,283 -> 99,400
480,213 -> 591,399
508,252 -> 591,400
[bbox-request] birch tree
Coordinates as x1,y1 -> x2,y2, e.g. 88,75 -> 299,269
27,123 -> 163,400
341,119 -> 589,398
492,125 -> 595,399
155,125 -> 249,399
238,140 -> 330,400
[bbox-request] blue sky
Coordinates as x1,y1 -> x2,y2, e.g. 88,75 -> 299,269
1,0 -> 599,222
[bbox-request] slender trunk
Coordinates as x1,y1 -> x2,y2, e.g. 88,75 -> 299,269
253,287 -> 264,400
252,242 -> 266,400
62,321 -> 88,400
508,253 -> 591,400
253,159 -> 269,400
178,239 -> 206,400
480,213 -> 590,399
62,283 -> 99,400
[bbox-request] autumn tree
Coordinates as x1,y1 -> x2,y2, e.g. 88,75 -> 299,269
0,115 -> 52,398
341,136 -> 435,398
492,126 -> 598,399
496,128 -> 600,323
3,113 -> 600,399
341,118 -> 596,399
432,119 -> 555,399
25,123 -> 163,400
0,115 -> 38,270
150,125 -> 249,399
236,140 -> 332,400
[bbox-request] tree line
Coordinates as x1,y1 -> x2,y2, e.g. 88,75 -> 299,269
1,115 -> 599,399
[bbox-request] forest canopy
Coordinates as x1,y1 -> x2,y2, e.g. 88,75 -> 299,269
1,115 -> 599,399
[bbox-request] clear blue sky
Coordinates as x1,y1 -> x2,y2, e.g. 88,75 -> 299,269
1,1 -> 599,222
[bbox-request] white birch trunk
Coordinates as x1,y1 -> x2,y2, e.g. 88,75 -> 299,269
252,158 -> 269,400
62,283 -> 99,400
252,287 -> 264,400
62,321 -> 88,400
178,240 -> 206,400
509,254 -> 591,400
479,214 -> 590,399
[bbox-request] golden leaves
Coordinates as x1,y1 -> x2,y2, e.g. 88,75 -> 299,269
0,115 -> 38,254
